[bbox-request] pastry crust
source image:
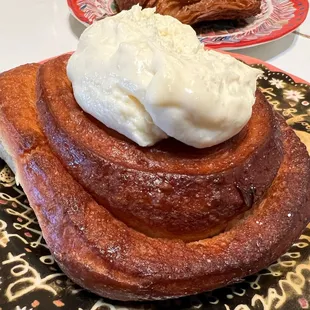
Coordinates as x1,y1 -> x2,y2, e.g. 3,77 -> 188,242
115,0 -> 262,24
36,54 -> 283,241
0,60 -> 309,301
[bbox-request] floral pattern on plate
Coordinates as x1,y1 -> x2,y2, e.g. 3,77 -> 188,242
67,0 -> 118,24
0,64 -> 310,310
67,0 -> 309,49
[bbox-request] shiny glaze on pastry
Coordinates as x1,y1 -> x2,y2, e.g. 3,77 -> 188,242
0,59 -> 309,301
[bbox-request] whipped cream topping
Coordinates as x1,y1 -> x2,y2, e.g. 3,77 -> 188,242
67,5 -> 262,148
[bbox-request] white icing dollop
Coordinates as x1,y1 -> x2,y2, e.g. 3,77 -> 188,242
67,5 -> 262,148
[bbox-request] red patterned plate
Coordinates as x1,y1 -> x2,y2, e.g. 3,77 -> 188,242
67,0 -> 309,49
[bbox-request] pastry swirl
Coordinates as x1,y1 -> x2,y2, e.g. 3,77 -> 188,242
0,56 -> 309,301
37,54 -> 282,241
115,0 -> 262,24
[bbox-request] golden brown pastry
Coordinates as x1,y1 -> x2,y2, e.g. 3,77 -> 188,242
0,56 -> 309,301
115,0 -> 262,25
37,54 -> 283,241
